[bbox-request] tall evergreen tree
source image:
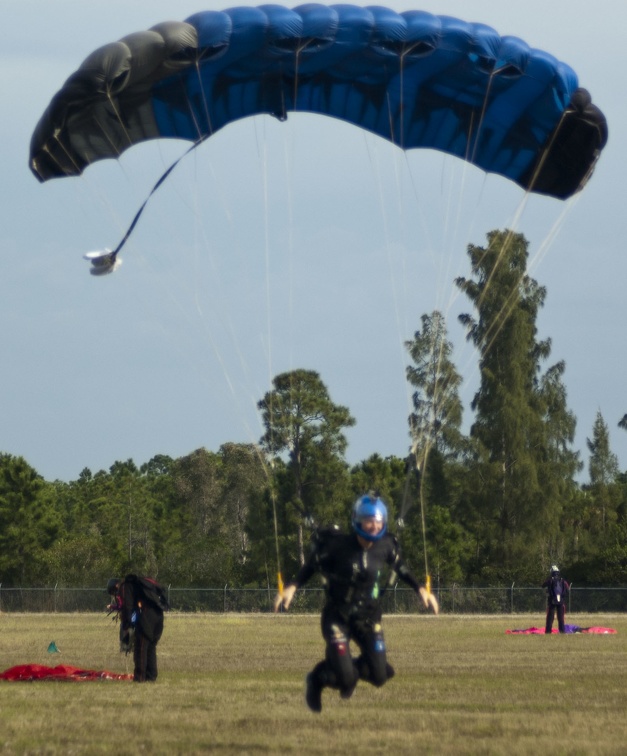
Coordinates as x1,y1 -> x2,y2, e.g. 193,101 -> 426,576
455,229 -> 574,579
536,361 -> 582,567
405,310 -> 465,510
586,411 -> 621,544
405,310 -> 464,465
404,310 -> 470,583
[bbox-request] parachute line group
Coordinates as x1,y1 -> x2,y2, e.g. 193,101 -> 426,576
29,4 -> 608,601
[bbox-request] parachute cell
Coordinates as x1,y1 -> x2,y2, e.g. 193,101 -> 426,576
30,5 -> 607,199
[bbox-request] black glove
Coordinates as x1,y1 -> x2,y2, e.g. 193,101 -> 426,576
120,627 -> 135,654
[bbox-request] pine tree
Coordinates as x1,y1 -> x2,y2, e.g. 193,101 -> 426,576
455,229 -> 575,579
586,410 -> 621,544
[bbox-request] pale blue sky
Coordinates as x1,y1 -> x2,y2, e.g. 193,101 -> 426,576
1,1 -> 625,481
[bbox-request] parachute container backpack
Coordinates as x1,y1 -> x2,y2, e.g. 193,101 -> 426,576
550,575 -> 564,605
31,6 -> 607,216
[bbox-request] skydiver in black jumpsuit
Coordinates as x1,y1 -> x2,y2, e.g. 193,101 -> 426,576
274,495 -> 438,712
107,575 -> 169,682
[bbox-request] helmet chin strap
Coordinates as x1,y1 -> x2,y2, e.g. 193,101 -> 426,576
353,522 -> 387,542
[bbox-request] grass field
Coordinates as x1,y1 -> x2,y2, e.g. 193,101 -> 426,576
1,612 -> 626,754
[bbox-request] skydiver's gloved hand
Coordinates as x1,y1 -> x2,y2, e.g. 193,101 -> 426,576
419,586 -> 439,615
273,583 -> 297,613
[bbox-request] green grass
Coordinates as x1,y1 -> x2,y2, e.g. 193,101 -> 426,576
1,613 -> 627,754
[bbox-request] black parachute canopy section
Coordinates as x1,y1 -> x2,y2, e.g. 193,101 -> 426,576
30,5 -> 607,199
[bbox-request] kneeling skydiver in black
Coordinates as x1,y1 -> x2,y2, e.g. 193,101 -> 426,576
274,494 -> 439,712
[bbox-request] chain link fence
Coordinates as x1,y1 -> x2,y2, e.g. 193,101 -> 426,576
1,584 -> 626,613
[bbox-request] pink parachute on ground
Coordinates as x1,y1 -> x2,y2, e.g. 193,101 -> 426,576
506,625 -> 616,635
0,664 -> 132,681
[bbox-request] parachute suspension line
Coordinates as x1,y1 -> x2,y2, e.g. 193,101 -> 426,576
397,54 -> 406,150
45,136 -> 83,178
258,124 -> 285,599
471,109 -> 577,326
282,68 -> 298,376
382,82 -> 437,598
397,70 -> 520,599
409,438 -> 433,594
105,89 -> 134,152
403,321 -> 453,596
106,59 -> 214,261
475,196 -> 577,363
439,71 -> 502,318
268,459 -> 284,598
525,109 -> 570,198
373,98 -> 415,389
468,70 -> 497,169
193,59 -> 214,139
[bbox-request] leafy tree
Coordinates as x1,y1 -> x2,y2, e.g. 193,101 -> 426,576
166,448 -> 230,584
218,442 -> 268,567
258,369 -> 355,564
163,445 -> 268,585
0,455 -> 60,584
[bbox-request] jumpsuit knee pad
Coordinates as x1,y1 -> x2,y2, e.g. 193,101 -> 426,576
326,630 -> 357,691
367,629 -> 389,687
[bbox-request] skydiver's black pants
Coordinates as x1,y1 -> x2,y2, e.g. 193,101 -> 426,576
134,613 -> 164,682
309,604 -> 394,696
545,602 -> 566,634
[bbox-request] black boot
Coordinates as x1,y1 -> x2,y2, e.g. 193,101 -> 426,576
340,661 -> 359,699
305,672 -> 323,713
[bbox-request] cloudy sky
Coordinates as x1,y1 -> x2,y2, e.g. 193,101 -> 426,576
1,1 -> 625,482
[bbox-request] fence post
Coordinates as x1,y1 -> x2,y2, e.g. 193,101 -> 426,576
511,582 -> 515,613
224,583 -> 228,613
569,582 -> 573,613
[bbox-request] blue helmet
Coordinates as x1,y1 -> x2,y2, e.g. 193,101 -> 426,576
352,495 -> 388,542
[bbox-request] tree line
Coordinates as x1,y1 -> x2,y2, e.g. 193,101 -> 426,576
2,230 -> 626,589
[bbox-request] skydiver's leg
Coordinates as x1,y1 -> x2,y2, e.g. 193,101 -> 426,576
352,617 -> 391,688
133,632 -> 148,681
545,605 -> 555,634
319,608 -> 358,694
145,640 -> 158,681
304,607 -> 358,711
557,604 -> 566,634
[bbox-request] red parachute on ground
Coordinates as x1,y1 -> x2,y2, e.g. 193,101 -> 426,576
0,664 -> 132,681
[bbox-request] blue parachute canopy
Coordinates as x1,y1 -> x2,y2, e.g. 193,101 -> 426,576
30,5 -> 607,199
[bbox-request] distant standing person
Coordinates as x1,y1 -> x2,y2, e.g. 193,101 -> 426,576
542,565 -> 570,634
107,575 -> 169,681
